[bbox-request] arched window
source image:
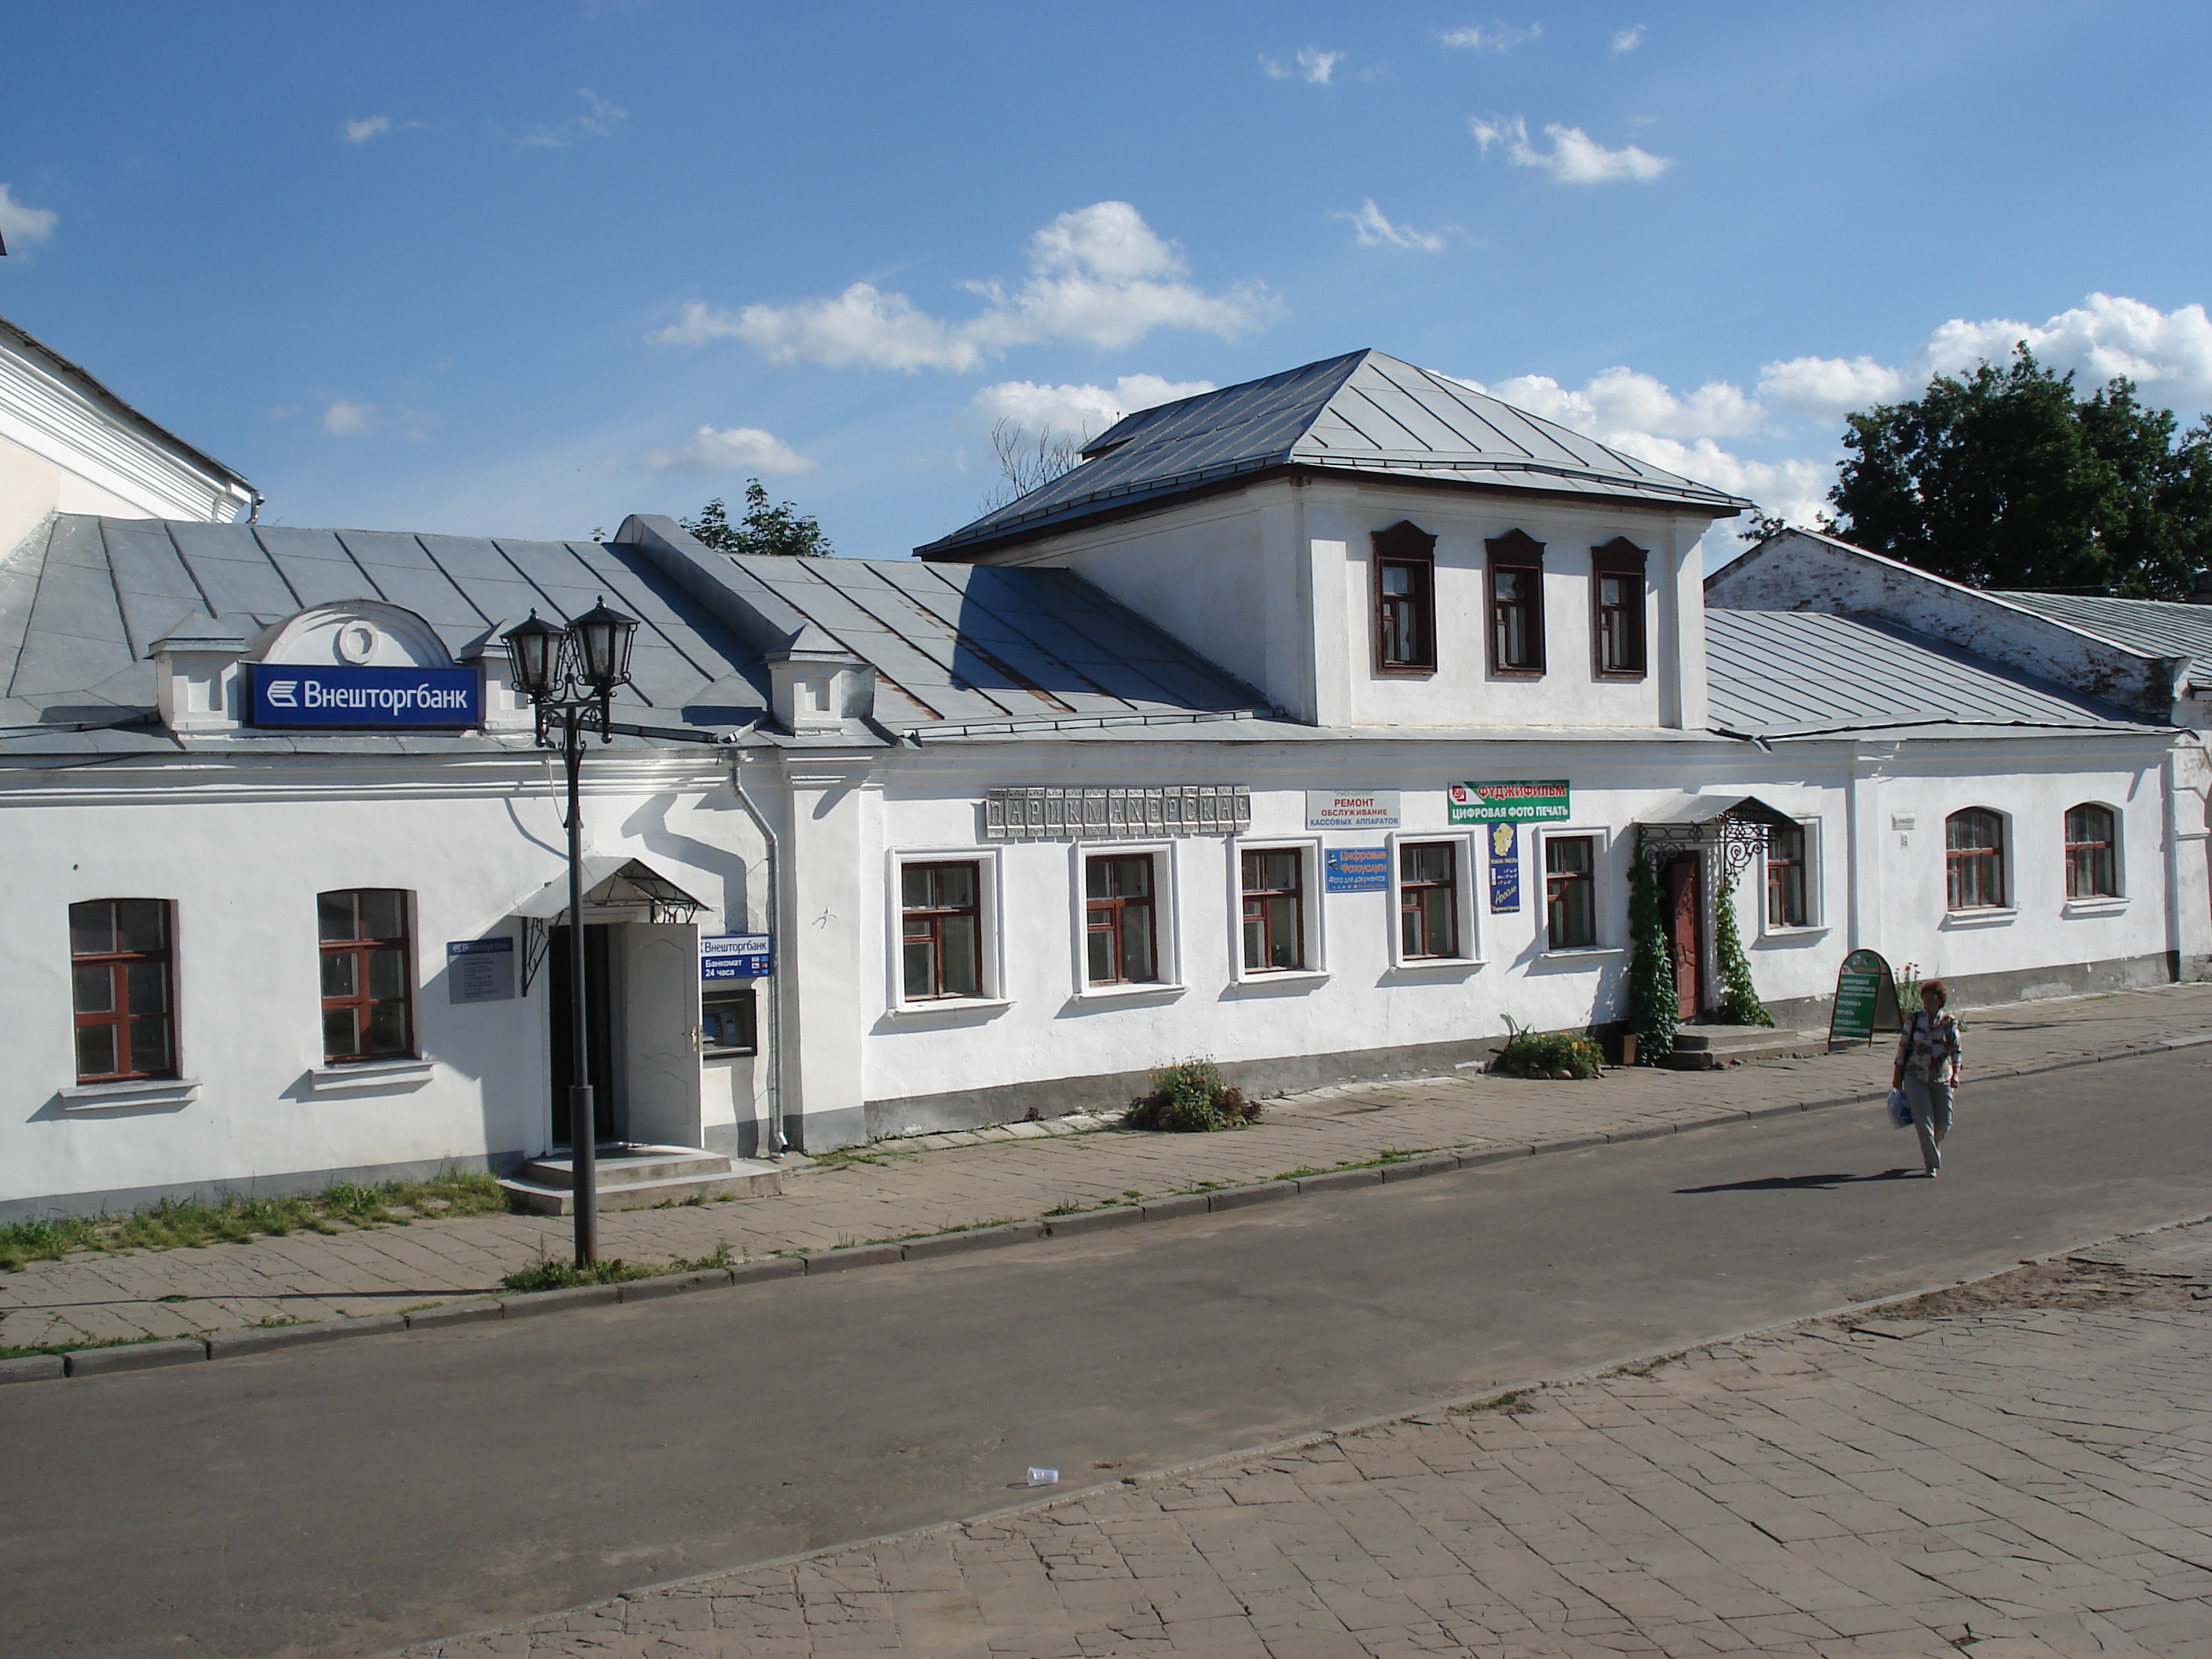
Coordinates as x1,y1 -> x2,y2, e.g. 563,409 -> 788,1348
2064,804 -> 2118,899
1946,809 -> 2006,910
1371,521 -> 1436,673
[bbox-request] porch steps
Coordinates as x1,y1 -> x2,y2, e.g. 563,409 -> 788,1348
499,1144 -> 782,1215
1659,1027 -> 1829,1071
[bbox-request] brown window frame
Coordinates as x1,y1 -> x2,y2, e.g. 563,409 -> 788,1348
1085,853 -> 1161,986
1240,847 -> 1307,973
1371,520 -> 1437,675
1485,529 -> 1546,677
1590,537 -> 1649,679
69,898 -> 178,1083
1765,823 -> 1808,928
1397,840 -> 1460,960
900,859 -> 984,1001
1543,834 -> 1599,950
319,888 -> 416,1064
2064,804 -> 2118,899
1945,809 -> 2007,911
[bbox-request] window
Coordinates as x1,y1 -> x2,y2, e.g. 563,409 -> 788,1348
1766,823 -> 1808,928
1946,809 -> 2007,910
1398,841 -> 1459,958
1240,848 -> 1306,972
701,988 -> 757,1057
1486,529 -> 1546,675
1086,855 -> 1159,984
2064,804 -> 2118,899
69,899 -> 176,1082
901,861 -> 982,999
1544,835 -> 1598,949
319,889 -> 415,1062
1591,538 -> 1648,677
1372,520 -> 1436,673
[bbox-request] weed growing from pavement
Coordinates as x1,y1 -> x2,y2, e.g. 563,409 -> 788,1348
1452,1388 -> 1538,1415
0,1330 -> 173,1361
499,1238 -> 737,1295
0,1168 -> 510,1273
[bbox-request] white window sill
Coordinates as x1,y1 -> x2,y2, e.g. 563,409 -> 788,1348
1229,968 -> 1330,989
886,996 -> 1013,1019
58,1076 -> 201,1111
309,1058 -> 435,1094
1760,924 -> 1831,941
1943,907 -> 2017,928
1074,981 -> 1188,1003
1540,944 -> 1624,961
2063,896 -> 2128,917
1387,955 -> 1486,975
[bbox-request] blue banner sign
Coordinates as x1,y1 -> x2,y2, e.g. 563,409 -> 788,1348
251,665 -> 482,729
446,937 -> 515,1004
1324,847 -> 1390,893
701,934 -> 772,980
1487,822 -> 1522,913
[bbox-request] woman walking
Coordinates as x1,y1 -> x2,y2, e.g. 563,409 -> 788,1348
1892,979 -> 1962,1176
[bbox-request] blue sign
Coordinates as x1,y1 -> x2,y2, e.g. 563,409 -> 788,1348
251,665 -> 482,729
1324,847 -> 1390,893
701,934 -> 772,980
1487,822 -> 1522,913
446,937 -> 515,1004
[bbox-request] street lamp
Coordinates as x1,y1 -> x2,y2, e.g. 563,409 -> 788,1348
503,599 -> 640,1266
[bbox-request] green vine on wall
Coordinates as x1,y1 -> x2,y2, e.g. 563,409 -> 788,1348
1625,859 -> 1679,1063
1714,869 -> 1774,1027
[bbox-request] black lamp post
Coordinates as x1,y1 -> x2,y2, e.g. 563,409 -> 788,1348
503,599 -> 639,1266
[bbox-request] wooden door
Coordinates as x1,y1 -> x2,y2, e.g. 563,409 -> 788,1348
1662,855 -> 1702,1020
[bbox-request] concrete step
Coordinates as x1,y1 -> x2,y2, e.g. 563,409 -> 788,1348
518,1144 -> 734,1188
499,1146 -> 781,1214
1660,1027 -> 1828,1070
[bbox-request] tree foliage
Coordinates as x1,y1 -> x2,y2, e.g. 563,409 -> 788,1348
1712,870 -> 1773,1028
1624,859 -> 1678,1063
1828,346 -> 2212,598
681,479 -> 833,558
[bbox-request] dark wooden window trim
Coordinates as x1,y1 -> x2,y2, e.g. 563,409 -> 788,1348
1240,847 -> 1307,972
70,899 -> 178,1082
1397,840 -> 1459,959
2064,804 -> 2119,899
1766,823 -> 1808,928
1085,853 -> 1161,985
1485,529 -> 1546,677
901,859 -> 985,1000
1945,809 -> 2007,910
319,888 -> 416,1064
1371,520 -> 1437,676
1590,537 -> 1649,679
1543,834 -> 1599,950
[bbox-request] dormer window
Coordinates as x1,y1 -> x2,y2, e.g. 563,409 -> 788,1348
1591,538 -> 1649,679
1371,521 -> 1437,674
1486,530 -> 1546,676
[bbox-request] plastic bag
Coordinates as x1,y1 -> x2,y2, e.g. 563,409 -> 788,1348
1886,1088 -> 1914,1130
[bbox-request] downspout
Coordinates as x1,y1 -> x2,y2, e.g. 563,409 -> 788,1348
723,753 -> 788,1158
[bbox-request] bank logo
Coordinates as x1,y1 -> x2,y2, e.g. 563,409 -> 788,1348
264,679 -> 299,708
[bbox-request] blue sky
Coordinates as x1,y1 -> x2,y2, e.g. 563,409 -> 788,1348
5,1 -> 2211,569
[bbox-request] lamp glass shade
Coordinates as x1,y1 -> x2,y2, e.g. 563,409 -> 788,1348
501,611 -> 567,701
571,597 -> 639,692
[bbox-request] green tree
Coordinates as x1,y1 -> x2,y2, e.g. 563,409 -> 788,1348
1712,870 -> 1773,1028
1624,859 -> 1678,1064
1828,345 -> 2212,599
681,479 -> 833,558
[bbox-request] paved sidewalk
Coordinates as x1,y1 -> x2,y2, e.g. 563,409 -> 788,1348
402,1227 -> 2212,1658
5,984 -> 2210,1353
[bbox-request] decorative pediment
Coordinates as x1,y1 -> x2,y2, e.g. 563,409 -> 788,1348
251,602 -> 454,669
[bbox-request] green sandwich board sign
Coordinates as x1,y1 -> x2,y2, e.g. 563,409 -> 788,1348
1828,949 -> 1903,1047
1448,779 -> 1570,824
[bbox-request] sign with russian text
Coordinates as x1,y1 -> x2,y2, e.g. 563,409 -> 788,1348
251,664 -> 482,729
1449,779 -> 1570,824
1306,790 -> 1401,830
1486,822 -> 1521,913
1828,948 -> 1900,1046
1324,848 -> 1390,892
446,937 -> 515,1004
701,934 -> 772,980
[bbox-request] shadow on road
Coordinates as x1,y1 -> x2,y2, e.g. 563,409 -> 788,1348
1675,1169 -> 1919,1194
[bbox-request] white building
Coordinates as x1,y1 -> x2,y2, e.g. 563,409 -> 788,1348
2,349 -> 2204,1220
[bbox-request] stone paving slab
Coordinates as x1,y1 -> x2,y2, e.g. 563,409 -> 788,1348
5,984 -> 2210,1353
396,1278 -> 2212,1658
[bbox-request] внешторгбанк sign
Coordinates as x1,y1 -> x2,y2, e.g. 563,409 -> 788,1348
250,665 -> 482,729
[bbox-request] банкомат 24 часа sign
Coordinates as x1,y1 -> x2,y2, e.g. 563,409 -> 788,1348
250,665 -> 483,729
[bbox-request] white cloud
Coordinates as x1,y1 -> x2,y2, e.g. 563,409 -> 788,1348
1756,355 -> 1910,416
341,115 -> 391,144
1611,25 -> 1646,53
1472,115 -> 1671,183
972,373 -> 1215,439
1439,21 -> 1543,51
1262,47 -> 1346,84
639,425 -> 816,476
519,89 -> 627,148
321,399 -> 380,437
654,201 -> 1269,372
1482,365 -> 1763,438
1921,292 -> 2212,404
0,183 -> 58,248
1338,199 -> 1445,253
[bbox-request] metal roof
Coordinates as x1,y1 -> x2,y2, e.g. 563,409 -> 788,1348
1705,608 -> 2163,740
917,350 -> 1754,558
1990,590 -> 2212,690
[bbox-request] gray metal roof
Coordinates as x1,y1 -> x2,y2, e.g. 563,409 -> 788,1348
917,350 -> 1754,558
1706,608 -> 2163,740
1991,590 -> 2212,691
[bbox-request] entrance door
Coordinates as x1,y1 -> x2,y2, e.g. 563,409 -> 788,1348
619,923 -> 704,1150
548,924 -> 617,1147
1662,855 -> 1703,1020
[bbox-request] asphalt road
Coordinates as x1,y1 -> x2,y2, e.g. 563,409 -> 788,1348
6,1046 -> 2210,1659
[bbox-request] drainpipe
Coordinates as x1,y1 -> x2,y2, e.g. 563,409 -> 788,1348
723,752 -> 788,1158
